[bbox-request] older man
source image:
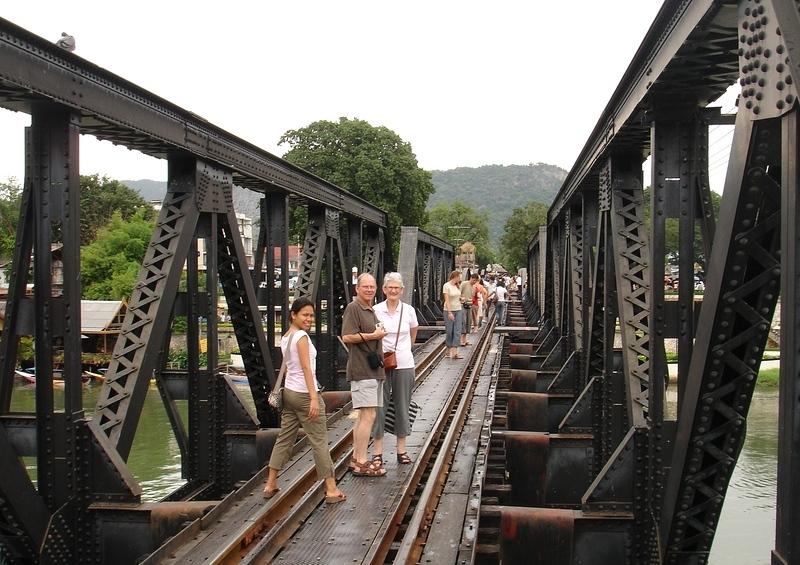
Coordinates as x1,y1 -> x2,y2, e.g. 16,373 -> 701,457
341,273 -> 388,477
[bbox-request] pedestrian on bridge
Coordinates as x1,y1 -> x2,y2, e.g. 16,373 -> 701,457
471,274 -> 488,332
442,270 -> 464,359
341,273 -> 389,477
493,280 -> 508,325
459,273 -> 475,346
372,272 -> 419,467
263,297 -> 347,503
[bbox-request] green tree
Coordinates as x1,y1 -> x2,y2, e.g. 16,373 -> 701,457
279,117 -> 436,255
80,174 -> 154,244
500,200 -> 549,271
0,178 -> 22,261
424,201 -> 495,266
81,210 -> 155,299
642,187 -> 721,269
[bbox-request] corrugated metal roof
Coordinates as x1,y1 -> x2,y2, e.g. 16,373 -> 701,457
0,300 -> 124,332
81,301 -> 125,332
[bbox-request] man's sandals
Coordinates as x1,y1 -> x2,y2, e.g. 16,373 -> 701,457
350,458 -> 387,477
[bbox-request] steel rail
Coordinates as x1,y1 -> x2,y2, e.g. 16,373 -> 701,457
357,316 -> 496,565
141,336 -> 445,564
172,338 -> 447,564
390,315 -> 497,564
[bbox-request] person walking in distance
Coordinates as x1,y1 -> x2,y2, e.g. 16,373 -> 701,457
493,280 -> 509,325
442,270 -> 463,359
459,272 -> 474,346
263,297 -> 346,503
372,272 -> 419,466
341,274 -> 388,477
470,274 -> 487,332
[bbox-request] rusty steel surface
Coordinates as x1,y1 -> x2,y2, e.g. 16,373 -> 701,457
422,332 -> 502,564
391,316 -> 499,564
499,507 -> 575,564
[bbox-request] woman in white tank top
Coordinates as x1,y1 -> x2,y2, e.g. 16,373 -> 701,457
263,297 -> 346,504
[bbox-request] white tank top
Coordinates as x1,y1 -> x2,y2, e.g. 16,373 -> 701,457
281,330 -> 320,393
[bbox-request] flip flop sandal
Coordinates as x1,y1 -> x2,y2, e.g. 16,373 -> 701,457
372,454 -> 384,467
325,492 -> 347,504
351,460 -> 387,477
262,487 -> 280,499
397,452 -> 413,465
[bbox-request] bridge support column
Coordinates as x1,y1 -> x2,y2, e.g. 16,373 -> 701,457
775,106 -> 800,565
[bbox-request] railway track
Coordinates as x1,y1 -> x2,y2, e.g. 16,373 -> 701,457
143,335 -> 446,564
144,301 -> 535,564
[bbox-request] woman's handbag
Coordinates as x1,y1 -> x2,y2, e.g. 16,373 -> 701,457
382,304 -> 403,372
268,332 -> 297,412
383,351 -> 397,371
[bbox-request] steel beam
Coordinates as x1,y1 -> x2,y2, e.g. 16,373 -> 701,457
0,164 -> 33,414
219,204 -> 276,427
775,106 -> 800,565
608,154 -> 650,428
0,18 -> 388,228
94,160 -> 202,459
662,111 -> 782,563
254,193 -> 290,361
294,207 -> 327,301
548,0 -> 728,221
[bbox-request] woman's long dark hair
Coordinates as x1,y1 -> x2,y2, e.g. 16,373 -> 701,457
290,296 -> 314,316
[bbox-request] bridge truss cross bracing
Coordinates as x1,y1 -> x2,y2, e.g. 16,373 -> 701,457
515,1 -> 800,563
0,15 -> 470,563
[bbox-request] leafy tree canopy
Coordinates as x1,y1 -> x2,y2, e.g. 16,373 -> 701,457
424,201 -> 495,267
80,174 -> 154,244
81,210 -> 154,300
279,117 -> 436,254
500,200 -> 549,271
0,178 -> 22,261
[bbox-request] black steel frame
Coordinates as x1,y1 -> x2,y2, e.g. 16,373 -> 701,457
519,1 -> 800,563
0,16 -> 399,562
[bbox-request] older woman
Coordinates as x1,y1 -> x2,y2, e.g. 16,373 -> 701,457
371,272 -> 419,466
443,270 -> 463,359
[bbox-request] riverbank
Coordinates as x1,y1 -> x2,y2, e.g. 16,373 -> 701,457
667,359 -> 781,389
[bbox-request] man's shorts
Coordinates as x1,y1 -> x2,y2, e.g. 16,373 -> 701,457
350,378 -> 384,409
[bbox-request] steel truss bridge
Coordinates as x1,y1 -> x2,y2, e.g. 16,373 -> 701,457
518,0 -> 799,563
0,0 -> 798,563
0,15 -> 454,563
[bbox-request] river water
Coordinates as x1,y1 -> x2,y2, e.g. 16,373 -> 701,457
9,382 -> 778,563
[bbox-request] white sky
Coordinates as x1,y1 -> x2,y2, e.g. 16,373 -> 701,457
0,1 -> 735,192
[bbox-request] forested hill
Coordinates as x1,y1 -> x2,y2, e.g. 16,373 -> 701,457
124,162 -> 567,249
428,163 -> 567,246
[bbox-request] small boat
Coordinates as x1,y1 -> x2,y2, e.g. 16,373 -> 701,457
224,373 -> 250,385
14,369 -> 36,384
84,370 -> 105,382
15,369 -> 90,385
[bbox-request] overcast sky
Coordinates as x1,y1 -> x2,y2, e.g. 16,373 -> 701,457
0,1 -> 735,190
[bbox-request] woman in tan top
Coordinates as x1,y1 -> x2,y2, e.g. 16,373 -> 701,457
442,270 -> 464,359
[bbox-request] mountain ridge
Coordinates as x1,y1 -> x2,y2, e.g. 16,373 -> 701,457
427,163 -> 566,246
123,162 -> 566,249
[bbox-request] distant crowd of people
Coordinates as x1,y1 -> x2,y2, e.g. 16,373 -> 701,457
262,269 -> 521,502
